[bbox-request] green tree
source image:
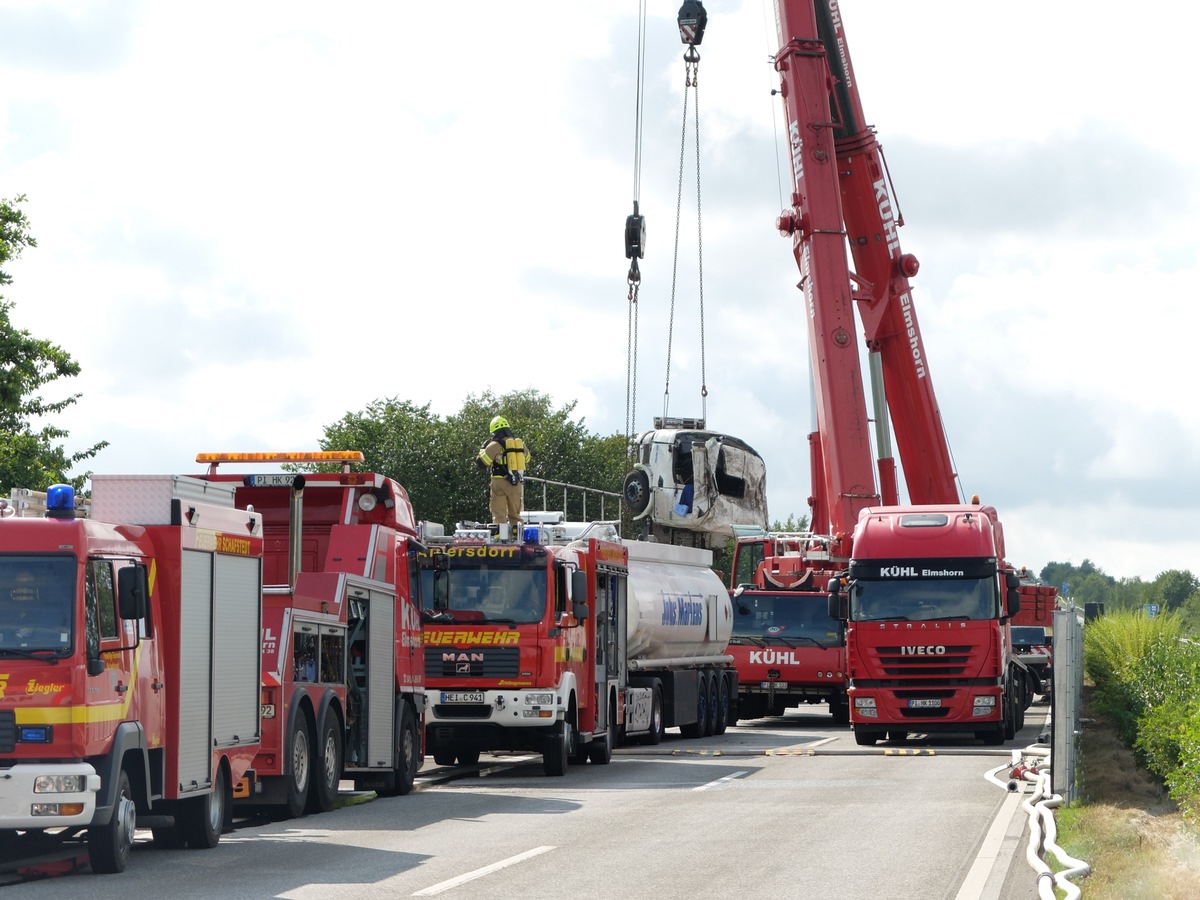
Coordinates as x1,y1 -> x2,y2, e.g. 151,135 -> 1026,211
0,195 -> 107,492
770,513 -> 809,532
1148,569 -> 1199,612
320,389 -> 627,529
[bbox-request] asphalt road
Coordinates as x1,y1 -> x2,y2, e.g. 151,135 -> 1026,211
2,701 -> 1058,899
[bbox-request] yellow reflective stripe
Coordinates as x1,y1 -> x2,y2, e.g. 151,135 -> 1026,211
553,647 -> 587,663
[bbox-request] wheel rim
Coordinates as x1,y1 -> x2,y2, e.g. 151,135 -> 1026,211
116,792 -> 136,853
292,728 -> 310,792
208,770 -> 226,833
321,731 -> 338,787
402,721 -> 417,775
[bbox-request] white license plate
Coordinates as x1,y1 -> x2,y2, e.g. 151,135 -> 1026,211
760,681 -> 788,690
441,692 -> 484,704
907,698 -> 942,708
260,704 -> 276,718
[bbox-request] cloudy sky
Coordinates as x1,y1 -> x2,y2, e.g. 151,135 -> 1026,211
2,1 -> 1195,584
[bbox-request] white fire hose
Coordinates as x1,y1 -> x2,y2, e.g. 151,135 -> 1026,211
985,746 -> 1091,898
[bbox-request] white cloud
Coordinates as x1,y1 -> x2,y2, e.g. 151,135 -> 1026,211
2,1 -> 1196,583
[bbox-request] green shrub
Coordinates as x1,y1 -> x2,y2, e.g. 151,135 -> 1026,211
1085,611 -> 1183,743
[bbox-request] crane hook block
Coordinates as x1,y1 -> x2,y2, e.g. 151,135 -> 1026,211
678,1 -> 707,47
625,211 -> 646,260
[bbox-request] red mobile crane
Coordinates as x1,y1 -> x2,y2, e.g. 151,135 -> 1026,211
729,0 -> 1033,744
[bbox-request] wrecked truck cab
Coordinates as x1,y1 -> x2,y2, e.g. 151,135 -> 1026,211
624,417 -> 768,548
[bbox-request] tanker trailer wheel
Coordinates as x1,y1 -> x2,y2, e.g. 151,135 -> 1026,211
680,675 -> 710,739
702,671 -> 718,736
307,710 -> 343,813
284,712 -> 314,818
642,685 -> 665,745
543,720 -> 572,776
88,768 -> 136,873
623,470 -> 651,517
713,672 -> 730,735
180,762 -> 230,850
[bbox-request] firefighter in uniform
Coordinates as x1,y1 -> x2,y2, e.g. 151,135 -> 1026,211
476,415 -> 530,540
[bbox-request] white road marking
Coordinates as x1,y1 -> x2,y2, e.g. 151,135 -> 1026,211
692,770 -> 750,791
412,845 -> 556,896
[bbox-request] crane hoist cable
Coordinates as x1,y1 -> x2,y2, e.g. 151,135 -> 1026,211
663,2 -> 709,425
624,0 -> 649,457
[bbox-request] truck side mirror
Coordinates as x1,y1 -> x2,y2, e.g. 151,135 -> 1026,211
1007,589 -> 1021,618
118,564 -> 148,620
570,569 -> 589,622
828,591 -> 848,621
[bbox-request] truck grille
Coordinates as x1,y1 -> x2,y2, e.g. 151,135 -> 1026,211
873,645 -> 973,677
0,710 -> 14,754
425,646 -> 520,679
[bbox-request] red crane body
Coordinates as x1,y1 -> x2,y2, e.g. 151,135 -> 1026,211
729,3 -> 1039,741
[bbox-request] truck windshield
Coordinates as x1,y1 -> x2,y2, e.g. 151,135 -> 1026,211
0,555 -> 75,654
731,592 -> 840,646
421,567 -> 548,625
850,577 -> 997,622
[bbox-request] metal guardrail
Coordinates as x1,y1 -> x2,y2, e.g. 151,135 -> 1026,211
522,476 -> 622,523
1051,604 -> 1086,803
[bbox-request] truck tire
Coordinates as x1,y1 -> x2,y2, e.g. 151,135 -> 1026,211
853,730 -> 879,747
830,695 -> 850,726
643,685 -> 665,745
543,720 -> 571,776
395,702 -> 422,795
680,676 -> 709,738
712,673 -> 730,735
180,763 -> 229,850
88,768 -> 136,873
980,725 -> 1006,746
588,702 -> 615,765
374,700 -> 423,796
284,713 -> 313,818
307,711 -> 343,813
623,470 -> 651,517
703,671 -> 718,736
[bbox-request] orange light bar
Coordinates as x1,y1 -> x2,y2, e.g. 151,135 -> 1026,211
196,452 -> 364,464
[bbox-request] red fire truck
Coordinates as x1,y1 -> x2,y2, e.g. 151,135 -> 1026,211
726,0 -> 1034,743
0,476 -> 263,873
195,452 -> 424,816
419,515 -> 736,775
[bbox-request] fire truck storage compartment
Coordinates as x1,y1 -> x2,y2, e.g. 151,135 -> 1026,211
347,583 -> 397,771
91,474 -> 238,525
176,548 -> 262,793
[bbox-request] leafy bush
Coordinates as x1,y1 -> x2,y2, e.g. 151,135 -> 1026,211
1086,611 -> 1200,820
1085,610 -> 1183,742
